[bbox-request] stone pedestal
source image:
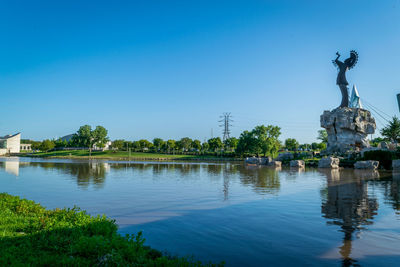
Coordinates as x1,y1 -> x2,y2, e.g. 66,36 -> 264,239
320,107 -> 376,153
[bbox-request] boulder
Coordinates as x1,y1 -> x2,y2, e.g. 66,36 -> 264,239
318,157 -> 340,169
245,157 -> 260,165
268,160 -> 282,168
276,152 -> 294,161
320,107 -> 376,153
354,160 -> 379,170
392,159 -> 400,170
290,160 -> 305,168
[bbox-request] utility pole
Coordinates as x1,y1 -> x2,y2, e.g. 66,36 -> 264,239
219,112 -> 233,142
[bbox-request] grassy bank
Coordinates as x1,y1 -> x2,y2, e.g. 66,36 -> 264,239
0,193 -> 222,266
18,150 -> 241,162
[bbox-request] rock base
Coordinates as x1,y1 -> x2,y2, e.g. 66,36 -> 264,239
290,160 -> 305,168
318,157 -> 340,169
354,160 -> 379,170
320,107 -> 376,153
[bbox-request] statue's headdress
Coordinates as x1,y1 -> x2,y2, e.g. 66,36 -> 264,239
344,50 -> 358,69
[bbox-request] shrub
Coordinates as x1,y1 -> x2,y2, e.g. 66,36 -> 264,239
0,193 -> 222,266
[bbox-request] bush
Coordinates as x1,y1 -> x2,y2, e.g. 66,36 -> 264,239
363,150 -> 394,169
0,193 -> 222,266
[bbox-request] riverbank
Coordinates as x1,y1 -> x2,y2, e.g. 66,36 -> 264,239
18,150 -> 241,162
0,193 -> 222,266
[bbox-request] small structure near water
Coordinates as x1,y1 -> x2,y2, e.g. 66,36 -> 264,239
290,160 -> 305,168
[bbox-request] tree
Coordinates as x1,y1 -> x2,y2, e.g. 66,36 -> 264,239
201,141 -> 209,152
381,116 -> 400,143
236,131 -> 257,156
252,125 -> 281,157
138,139 -> 153,151
224,137 -> 238,152
132,141 -> 141,152
208,137 -> 223,152
71,125 -> 109,153
39,139 -> 55,152
191,140 -> 202,152
166,139 -> 176,153
153,138 -> 165,152
54,139 -> 68,148
92,126 -> 109,148
71,125 -> 92,148
317,130 -> 328,143
112,139 -> 125,150
179,137 -> 193,152
285,138 -> 299,151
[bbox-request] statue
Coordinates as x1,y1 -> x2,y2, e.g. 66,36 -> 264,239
332,50 -> 358,108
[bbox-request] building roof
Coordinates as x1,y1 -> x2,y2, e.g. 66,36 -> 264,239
0,133 -> 21,140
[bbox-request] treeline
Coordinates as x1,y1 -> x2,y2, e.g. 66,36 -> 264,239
22,125 -> 109,152
22,124 -> 328,156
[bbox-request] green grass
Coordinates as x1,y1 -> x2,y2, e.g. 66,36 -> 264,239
20,150 -> 239,161
0,193 -> 223,266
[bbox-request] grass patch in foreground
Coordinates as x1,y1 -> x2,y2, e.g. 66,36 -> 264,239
0,193 -> 222,266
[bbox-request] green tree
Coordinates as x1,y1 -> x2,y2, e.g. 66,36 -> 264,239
71,125 -> 109,153
179,137 -> 193,152
39,140 -> 55,152
317,130 -> 328,143
132,141 -> 141,152
236,131 -> 257,156
138,139 -> 153,152
153,138 -> 165,152
381,116 -> 400,143
166,139 -> 176,154
201,141 -> 209,152
54,139 -> 68,148
92,126 -> 109,149
71,125 -> 92,148
112,140 -> 125,150
224,137 -> 238,152
252,125 -> 281,157
191,139 -> 202,152
317,142 -> 327,150
284,138 -> 299,151
208,137 -> 223,152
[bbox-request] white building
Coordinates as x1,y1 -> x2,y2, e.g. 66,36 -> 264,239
0,133 -> 21,155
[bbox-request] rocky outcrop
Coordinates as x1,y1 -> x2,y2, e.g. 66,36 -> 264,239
318,157 -> 340,168
290,160 -> 305,168
320,107 -> 376,153
354,160 -> 379,170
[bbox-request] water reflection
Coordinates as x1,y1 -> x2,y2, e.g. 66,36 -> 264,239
238,166 -> 280,195
320,169 -> 379,266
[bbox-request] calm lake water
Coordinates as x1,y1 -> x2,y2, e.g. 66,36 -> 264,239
0,157 -> 399,266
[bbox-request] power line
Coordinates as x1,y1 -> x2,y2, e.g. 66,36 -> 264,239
219,112 -> 233,141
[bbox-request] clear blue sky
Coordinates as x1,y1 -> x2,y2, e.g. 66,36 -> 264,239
1,0 -> 399,143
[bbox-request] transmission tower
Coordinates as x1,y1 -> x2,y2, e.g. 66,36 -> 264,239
219,112 -> 233,142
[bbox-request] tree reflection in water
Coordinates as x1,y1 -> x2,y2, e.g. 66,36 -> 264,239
320,169 -> 379,267
238,165 -> 281,195
29,162 -> 108,189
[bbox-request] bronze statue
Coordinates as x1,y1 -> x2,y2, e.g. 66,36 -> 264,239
332,50 -> 358,108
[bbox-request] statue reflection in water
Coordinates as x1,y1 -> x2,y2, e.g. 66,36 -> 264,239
320,169 -> 379,267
